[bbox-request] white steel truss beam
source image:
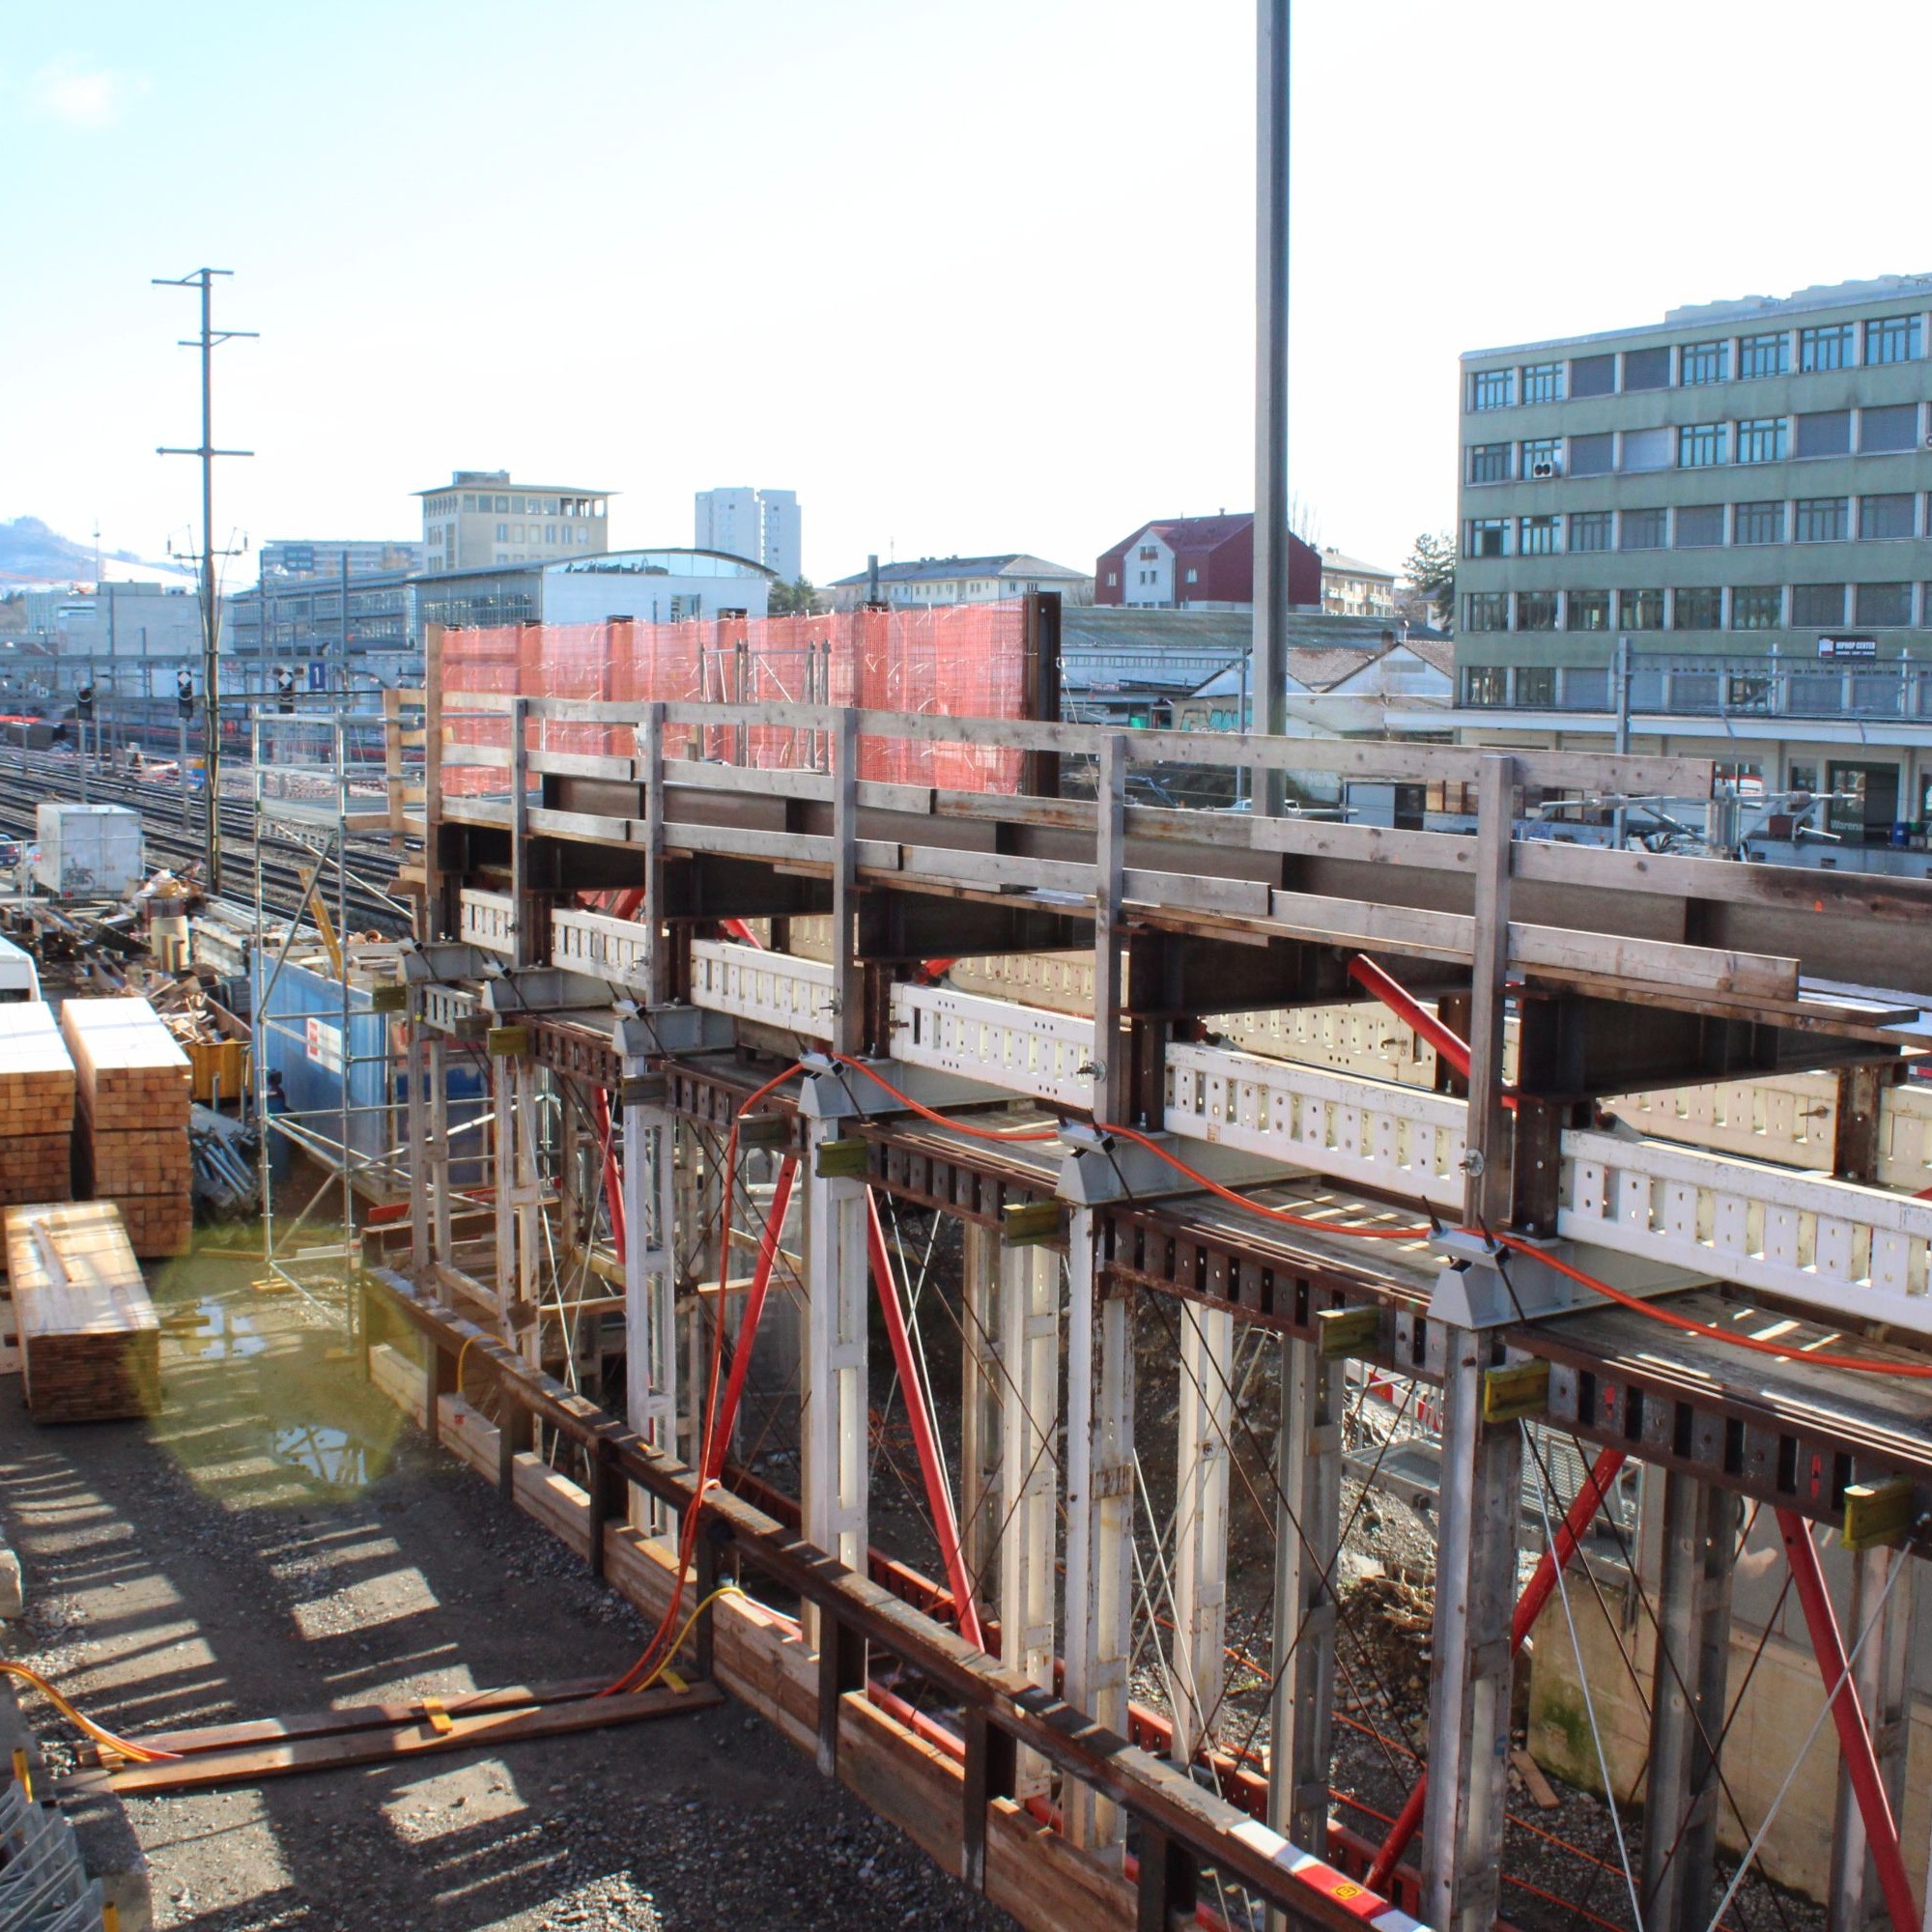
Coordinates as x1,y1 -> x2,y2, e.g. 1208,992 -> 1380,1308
998,1240 -> 1060,1796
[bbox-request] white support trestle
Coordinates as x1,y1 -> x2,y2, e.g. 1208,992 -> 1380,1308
1171,1301 -> 1233,1770
623,1080 -> 679,1542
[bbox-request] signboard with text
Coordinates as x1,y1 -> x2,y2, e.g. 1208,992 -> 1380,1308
1817,636 -> 1878,659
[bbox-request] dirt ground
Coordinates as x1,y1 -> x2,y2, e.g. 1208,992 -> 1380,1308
0,1251 -> 1014,1932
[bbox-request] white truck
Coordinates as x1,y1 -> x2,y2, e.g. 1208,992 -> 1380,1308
34,803 -> 143,901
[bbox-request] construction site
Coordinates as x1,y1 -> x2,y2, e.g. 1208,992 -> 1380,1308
3,19 -> 1932,1932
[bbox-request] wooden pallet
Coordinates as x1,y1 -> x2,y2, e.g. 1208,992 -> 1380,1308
3,1202 -> 159,1422
0,1003 -> 76,1139
60,998 -> 191,1133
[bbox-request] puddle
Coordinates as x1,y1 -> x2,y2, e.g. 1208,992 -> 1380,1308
270,1425 -> 378,1491
177,1297 -> 270,1360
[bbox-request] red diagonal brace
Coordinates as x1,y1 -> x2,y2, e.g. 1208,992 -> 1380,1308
1776,1509 -> 1917,1932
1347,953 -> 1516,1113
591,1087 -> 627,1265
1364,1444 -> 1625,1893
703,1155 -> 797,1484
865,1189 -> 985,1652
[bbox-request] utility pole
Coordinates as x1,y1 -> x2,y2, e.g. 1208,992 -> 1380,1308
155,267 -> 254,895
1250,0 -> 1290,814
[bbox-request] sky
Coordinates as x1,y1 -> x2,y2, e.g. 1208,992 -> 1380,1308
4,0 -> 1931,592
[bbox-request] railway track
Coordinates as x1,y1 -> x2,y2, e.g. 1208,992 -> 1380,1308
0,751 -> 413,935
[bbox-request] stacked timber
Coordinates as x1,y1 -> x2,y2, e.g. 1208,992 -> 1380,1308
0,1003 -> 76,1211
3,1202 -> 159,1422
61,998 -> 193,1260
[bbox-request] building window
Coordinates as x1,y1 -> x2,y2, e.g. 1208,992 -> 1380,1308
1737,331 -> 1789,379
1865,314 -> 1922,365
1521,437 -> 1562,477
1516,591 -> 1558,630
1679,340 -> 1729,385
1463,592 -> 1509,631
496,523 -> 508,541
1791,582 -> 1847,626
1565,431 -> 1614,478
1795,410 -> 1852,458
1673,587 -> 1722,629
1519,516 -> 1560,555
1733,500 -> 1785,545
1571,353 -> 1617,398
1622,346 -> 1670,390
1468,368 -> 1514,411
1675,503 -> 1726,548
1464,666 -> 1509,705
1795,496 -> 1849,542
1464,519 -> 1508,558
1859,493 -> 1917,540
1620,426 -> 1672,472
1620,507 -> 1668,551
1861,403 -> 1920,453
1184,566 -> 1199,583
1856,582 -> 1913,626
1517,666 -> 1556,707
1619,589 -> 1663,630
1730,585 -> 1783,629
1569,510 -> 1612,553
1734,417 -> 1788,464
1138,545 -> 1158,560
1679,422 -> 1726,467
1521,361 -> 1564,403
1800,323 -> 1856,371
1467,442 -> 1512,484
1105,570 -> 1118,586
1568,590 -> 1610,631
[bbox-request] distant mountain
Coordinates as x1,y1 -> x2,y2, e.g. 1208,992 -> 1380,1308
0,516 -> 175,589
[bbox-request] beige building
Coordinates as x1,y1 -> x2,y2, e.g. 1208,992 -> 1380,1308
1319,547 -> 1398,617
415,470 -> 611,575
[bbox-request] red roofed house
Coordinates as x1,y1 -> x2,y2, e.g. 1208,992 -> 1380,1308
1094,513 -> 1322,610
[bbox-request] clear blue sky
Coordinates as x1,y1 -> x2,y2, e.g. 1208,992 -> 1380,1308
4,0 -> 1929,590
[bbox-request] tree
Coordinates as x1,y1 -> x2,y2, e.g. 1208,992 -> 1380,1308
1401,530 -> 1456,628
767,576 -> 820,617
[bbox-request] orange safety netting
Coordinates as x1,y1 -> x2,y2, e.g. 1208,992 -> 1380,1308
436,606 -> 1027,796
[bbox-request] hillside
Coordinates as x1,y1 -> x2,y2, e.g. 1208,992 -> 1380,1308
0,516 -> 156,588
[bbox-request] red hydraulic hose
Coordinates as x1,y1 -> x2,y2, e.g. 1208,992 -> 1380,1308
1364,1444 -> 1626,1893
864,1188 -> 985,1653
1776,1509 -> 1918,1932
592,1087 -> 626,1266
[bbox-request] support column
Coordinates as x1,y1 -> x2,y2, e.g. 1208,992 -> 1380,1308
426,1035 -> 452,1272
1171,1301 -> 1232,1769
1640,1474 -> 1737,1932
1063,1208 -> 1134,1853
1830,1544 -> 1914,1932
624,1076 -> 678,1540
513,1058 -> 542,1367
801,1114 -> 867,1648
1269,1336 -> 1343,1856
959,1222 -> 1004,1603
999,1239 -> 1060,1795
1421,1338 -> 1520,1932
406,997 -> 429,1279
491,1049 -> 517,1342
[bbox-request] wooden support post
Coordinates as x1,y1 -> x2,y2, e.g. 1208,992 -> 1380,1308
497,1389 -> 531,1499
1092,734 -> 1127,1126
815,1609 -> 866,1779
962,1708 -> 1017,1894
405,991 -> 430,1278
1464,753 -> 1515,1231
801,1115 -> 867,1649
1640,1473 -> 1737,1932
624,1080 -> 678,1541
1421,1336 -> 1520,1932
1829,1543 -> 1914,1932
1833,1063 -> 1886,1186
514,1058 -> 542,1368
998,1239 -> 1060,1794
1136,1825 -> 1199,1932
585,1437 -> 627,1582
959,1222 -> 1003,1602
639,700 -> 668,1006
425,1333 -> 453,1449
426,1035 -> 452,1273
1063,1208 -> 1134,1853
1268,1336 -> 1342,1860
693,1519 -> 720,1682
1171,1301 -> 1232,1769
1020,591 -> 1063,799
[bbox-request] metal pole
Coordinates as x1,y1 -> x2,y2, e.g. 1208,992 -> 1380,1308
1612,632 -> 1632,848
1250,0 -> 1290,815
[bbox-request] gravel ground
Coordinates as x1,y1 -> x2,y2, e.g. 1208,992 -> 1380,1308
0,1251 -> 1015,1932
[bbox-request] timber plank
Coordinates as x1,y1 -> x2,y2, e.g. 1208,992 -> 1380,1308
4,1201 -> 158,1423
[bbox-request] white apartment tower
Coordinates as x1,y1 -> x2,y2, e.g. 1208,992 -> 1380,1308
696,487 -> 802,583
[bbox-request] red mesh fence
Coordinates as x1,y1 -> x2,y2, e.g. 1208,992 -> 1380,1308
436,605 -> 1027,795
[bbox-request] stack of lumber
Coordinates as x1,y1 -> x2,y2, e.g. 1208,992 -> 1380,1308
61,998 -> 192,1260
0,1004 -> 76,1210
3,1202 -> 159,1422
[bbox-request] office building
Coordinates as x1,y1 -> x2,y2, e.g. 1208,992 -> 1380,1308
696,488 -> 802,583
416,471 -> 611,574
259,539 -> 424,580
414,549 -> 774,633
1455,273 -> 1932,707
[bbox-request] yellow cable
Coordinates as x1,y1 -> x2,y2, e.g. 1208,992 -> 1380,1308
0,1662 -> 176,1764
628,1584 -> 745,1693
453,1332 -> 482,1398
